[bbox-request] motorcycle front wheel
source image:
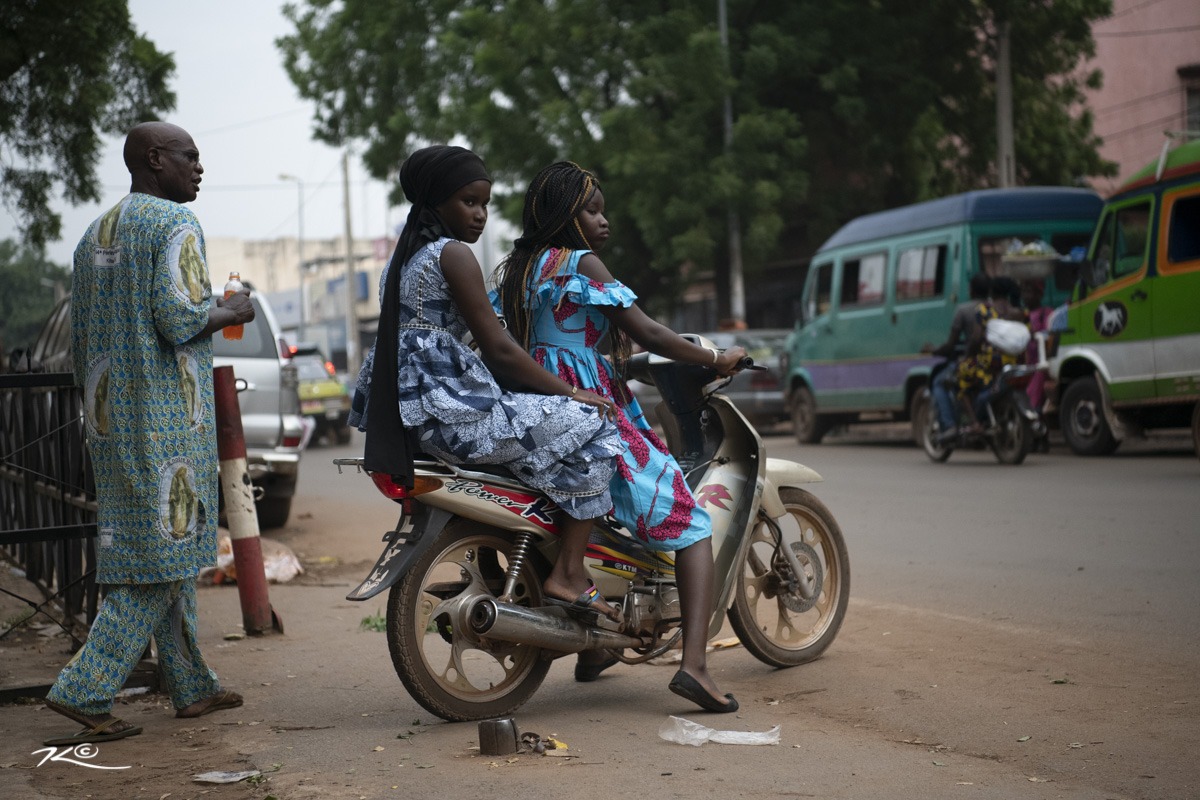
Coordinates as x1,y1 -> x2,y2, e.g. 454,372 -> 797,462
919,392 -> 953,463
991,397 -> 1032,465
386,519 -> 551,722
729,488 -> 850,668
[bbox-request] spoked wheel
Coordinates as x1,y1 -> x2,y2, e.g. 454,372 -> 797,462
919,394 -> 952,463
990,398 -> 1032,465
386,519 -> 551,722
729,488 -> 850,668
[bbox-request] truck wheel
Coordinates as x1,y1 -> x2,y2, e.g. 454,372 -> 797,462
790,386 -> 828,444
1060,376 -> 1119,456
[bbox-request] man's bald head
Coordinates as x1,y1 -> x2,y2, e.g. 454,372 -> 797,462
124,121 -> 203,204
123,122 -> 192,172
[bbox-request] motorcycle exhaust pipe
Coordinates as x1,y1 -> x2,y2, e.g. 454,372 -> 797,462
468,598 -> 643,654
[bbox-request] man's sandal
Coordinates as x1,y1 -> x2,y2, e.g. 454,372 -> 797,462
176,689 -> 243,719
43,714 -> 141,748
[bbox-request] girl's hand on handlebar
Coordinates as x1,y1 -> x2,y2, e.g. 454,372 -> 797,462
715,346 -> 748,377
572,388 -> 619,422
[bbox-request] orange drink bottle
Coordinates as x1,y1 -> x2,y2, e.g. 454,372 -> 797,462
223,271 -> 245,340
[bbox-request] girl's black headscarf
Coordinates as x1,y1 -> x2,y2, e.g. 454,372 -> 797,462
362,145 -> 491,485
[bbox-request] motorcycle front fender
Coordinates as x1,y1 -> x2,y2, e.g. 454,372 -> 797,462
346,505 -> 455,602
760,458 -> 824,519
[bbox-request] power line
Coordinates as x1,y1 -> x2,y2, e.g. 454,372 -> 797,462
1095,24 -> 1200,37
194,108 -> 311,137
1094,87 -> 1182,117
1097,110 -> 1185,140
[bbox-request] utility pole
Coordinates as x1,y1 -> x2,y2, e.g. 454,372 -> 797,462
996,21 -> 1016,188
279,174 -> 305,340
718,0 -> 745,327
342,150 -> 359,376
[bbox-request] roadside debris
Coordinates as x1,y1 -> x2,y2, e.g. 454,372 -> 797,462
193,769 -> 261,784
658,716 -> 781,746
200,532 -> 304,584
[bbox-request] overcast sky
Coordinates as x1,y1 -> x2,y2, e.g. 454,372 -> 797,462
3,1 -> 401,266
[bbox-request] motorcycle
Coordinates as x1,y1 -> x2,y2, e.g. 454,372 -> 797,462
334,335 -> 851,722
918,355 -> 1045,465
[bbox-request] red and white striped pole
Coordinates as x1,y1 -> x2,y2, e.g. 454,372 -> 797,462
214,365 -> 282,635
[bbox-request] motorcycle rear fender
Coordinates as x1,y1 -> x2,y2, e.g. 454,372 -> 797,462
346,504 -> 455,602
760,458 -> 824,519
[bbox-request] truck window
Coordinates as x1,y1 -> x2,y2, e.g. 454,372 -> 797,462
895,245 -> 946,300
803,261 -> 834,324
1168,194 -> 1200,264
1095,202 -> 1152,280
840,252 -> 886,307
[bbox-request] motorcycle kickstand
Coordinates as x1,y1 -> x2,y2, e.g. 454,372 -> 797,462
498,531 -> 535,604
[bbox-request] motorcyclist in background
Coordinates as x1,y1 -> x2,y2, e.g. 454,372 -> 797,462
923,273 -> 992,442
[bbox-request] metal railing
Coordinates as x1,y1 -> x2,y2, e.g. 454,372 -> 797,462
0,372 -> 98,640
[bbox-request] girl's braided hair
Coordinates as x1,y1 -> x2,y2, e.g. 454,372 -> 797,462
494,162 -> 632,376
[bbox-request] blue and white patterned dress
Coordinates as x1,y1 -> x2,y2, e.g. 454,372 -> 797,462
351,238 -> 621,520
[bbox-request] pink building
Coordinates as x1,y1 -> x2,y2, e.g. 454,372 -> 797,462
1086,0 -> 1200,195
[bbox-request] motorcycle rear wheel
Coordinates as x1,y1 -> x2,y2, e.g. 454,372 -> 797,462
990,397 -> 1032,465
729,488 -> 850,668
386,519 -> 551,722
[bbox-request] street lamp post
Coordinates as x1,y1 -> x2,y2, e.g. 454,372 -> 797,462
279,174 -> 306,341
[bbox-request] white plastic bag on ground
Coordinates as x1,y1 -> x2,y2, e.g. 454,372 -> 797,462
200,531 -> 304,584
658,715 -> 781,746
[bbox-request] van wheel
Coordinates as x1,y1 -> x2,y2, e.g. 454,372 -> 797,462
256,497 -> 292,530
790,386 -> 828,444
1060,376 -> 1119,456
1191,402 -> 1199,461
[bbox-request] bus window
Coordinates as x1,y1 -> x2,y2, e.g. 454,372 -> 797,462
841,252 -> 886,306
1167,194 -> 1200,265
803,261 -> 834,324
896,245 -> 946,300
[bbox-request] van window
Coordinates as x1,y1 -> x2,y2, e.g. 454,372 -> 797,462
1094,201 -> 1152,280
1167,194 -> 1200,264
803,261 -> 834,323
840,252 -> 886,306
895,245 -> 946,300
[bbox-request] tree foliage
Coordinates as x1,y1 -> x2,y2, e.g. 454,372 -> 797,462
0,238 -> 68,353
279,0 -> 1113,313
0,0 -> 176,250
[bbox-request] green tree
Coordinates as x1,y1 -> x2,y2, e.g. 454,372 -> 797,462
278,0 -> 1113,315
0,0 -> 176,250
0,238 -> 68,354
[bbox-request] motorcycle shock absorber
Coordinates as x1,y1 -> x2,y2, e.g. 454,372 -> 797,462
498,531 -> 534,604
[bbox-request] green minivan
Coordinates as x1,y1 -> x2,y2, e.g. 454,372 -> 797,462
1051,139 -> 1200,457
782,187 -> 1102,443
